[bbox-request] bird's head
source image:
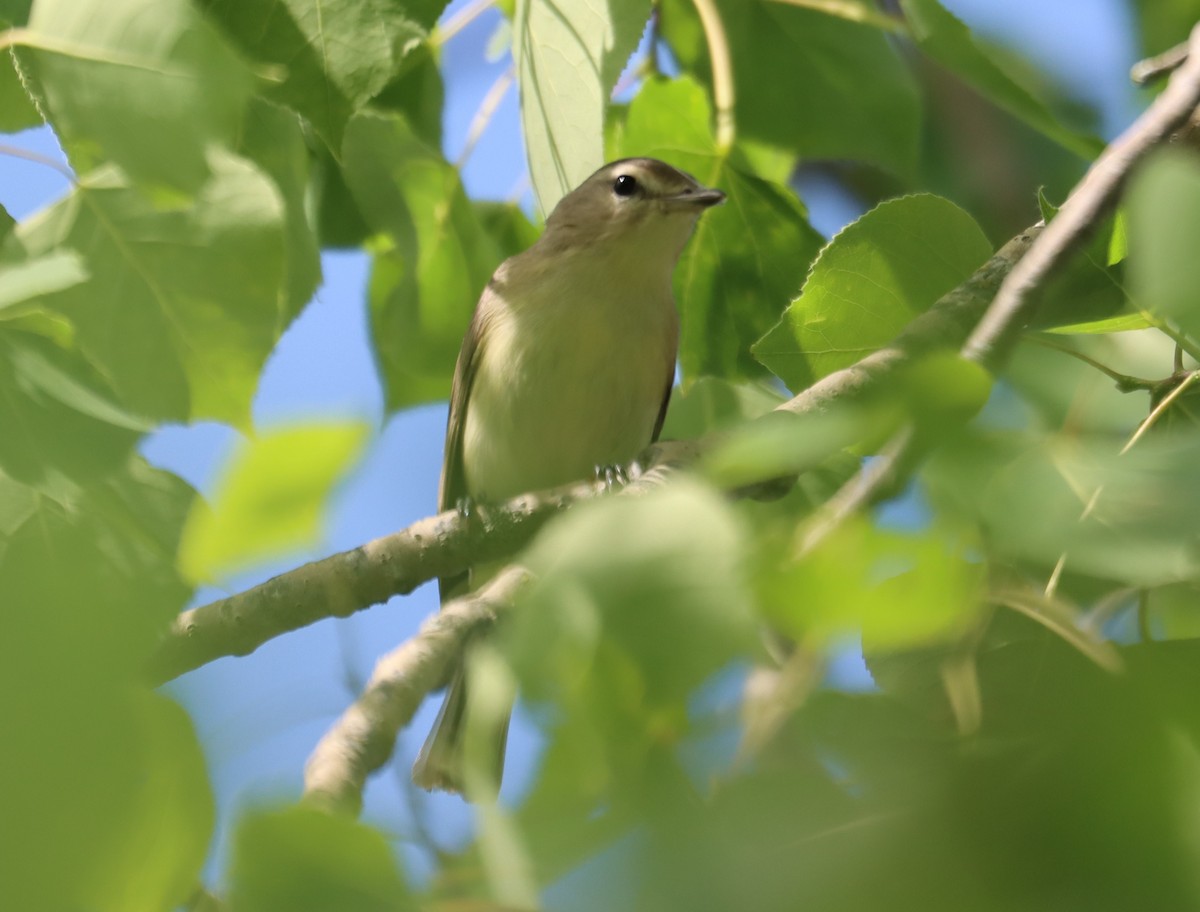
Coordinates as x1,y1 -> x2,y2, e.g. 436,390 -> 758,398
542,158 -> 725,265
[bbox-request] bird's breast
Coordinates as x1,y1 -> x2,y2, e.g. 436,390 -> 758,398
461,278 -> 677,502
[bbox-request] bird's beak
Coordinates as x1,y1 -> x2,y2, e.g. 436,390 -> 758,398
666,187 -> 726,209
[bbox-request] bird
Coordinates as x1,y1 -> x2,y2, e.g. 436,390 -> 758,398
412,157 -> 725,795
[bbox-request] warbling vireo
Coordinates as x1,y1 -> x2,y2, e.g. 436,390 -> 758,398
412,157 -> 725,794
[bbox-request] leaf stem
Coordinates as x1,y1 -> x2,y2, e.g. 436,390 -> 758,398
1026,334 -> 1158,392
690,0 -> 736,152
764,0 -> 908,35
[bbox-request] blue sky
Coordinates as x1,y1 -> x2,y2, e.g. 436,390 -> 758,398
0,0 -> 1143,885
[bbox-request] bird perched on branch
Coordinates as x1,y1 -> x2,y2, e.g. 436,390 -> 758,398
412,157 -> 725,795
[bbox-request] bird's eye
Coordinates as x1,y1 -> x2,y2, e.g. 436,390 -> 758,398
613,174 -> 639,197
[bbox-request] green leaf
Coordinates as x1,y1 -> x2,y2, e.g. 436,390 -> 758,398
6,151 -> 287,425
0,333 -> 150,485
614,77 -> 824,384
899,0 -> 1103,161
753,193 -> 992,391
929,429 -> 1200,587
504,479 -> 756,806
178,421 -> 370,583
18,0 -> 255,194
514,0 -> 651,214
197,0 -> 443,149
371,42 -> 445,148
0,249 -> 87,313
81,692 -> 214,912
343,111 -> 504,410
660,0 -> 921,178
230,806 -> 414,912
236,98 -> 322,320
1045,313 -> 1152,335
756,517 -> 984,649
1127,148 -> 1200,343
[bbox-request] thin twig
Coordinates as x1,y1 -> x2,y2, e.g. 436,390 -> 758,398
794,22 -> 1200,562
1121,369 -> 1199,453
963,23 -> 1200,369
0,142 -> 75,182
456,66 -> 514,169
764,0 -> 908,34
1132,40 -> 1191,86
690,0 -> 736,151
433,0 -> 497,47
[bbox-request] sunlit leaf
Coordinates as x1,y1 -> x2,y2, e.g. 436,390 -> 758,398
754,194 -> 992,391
17,0 -> 255,193
613,77 -> 824,384
0,249 -> 87,313
660,0 -> 921,177
756,517 -> 984,649
178,421 -> 370,582
197,0 -> 442,149
4,152 -> 287,424
514,0 -> 651,214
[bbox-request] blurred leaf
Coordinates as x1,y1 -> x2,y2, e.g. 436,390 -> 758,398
0,248 -> 87,313
230,806 -> 414,912
757,517 -> 983,649
929,429 -> 1200,587
754,194 -> 991,391
514,0 -> 651,214
83,692 -> 214,912
476,200 -> 542,260
197,0 -> 442,149
342,110 -> 502,410
1149,583 -> 1200,640
659,376 -> 784,440
700,406 -> 876,490
18,0 -> 254,194
900,0 -> 1103,161
178,421 -> 369,582
1131,0 -> 1200,58
613,77 -> 824,384
0,455 -> 193,910
505,479 -> 755,815
5,152 -> 287,425
660,0 -> 921,177
236,98 -> 322,320
0,333 -> 151,485
1127,148 -> 1200,343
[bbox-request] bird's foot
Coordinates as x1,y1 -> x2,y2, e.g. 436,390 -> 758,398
454,495 -> 478,520
593,463 -> 630,492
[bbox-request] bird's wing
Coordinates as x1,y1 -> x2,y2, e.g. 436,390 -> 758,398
437,298 -> 489,603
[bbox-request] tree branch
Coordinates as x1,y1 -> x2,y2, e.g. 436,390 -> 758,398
793,21 -> 1200,558
302,566 -> 531,814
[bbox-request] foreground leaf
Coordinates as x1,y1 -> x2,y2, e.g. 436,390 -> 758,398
178,420 -> 370,583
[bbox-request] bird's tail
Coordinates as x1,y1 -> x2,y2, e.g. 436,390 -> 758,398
412,663 -> 511,796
